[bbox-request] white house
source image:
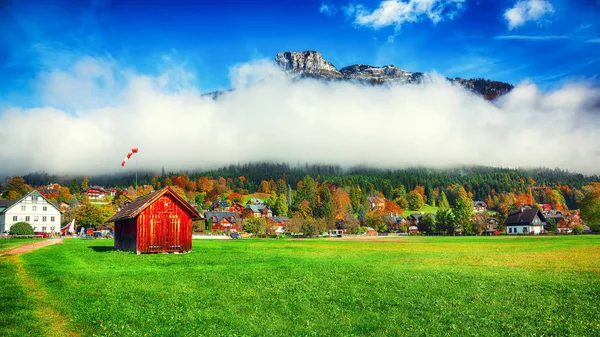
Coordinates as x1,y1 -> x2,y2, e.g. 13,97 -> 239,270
0,190 -> 62,234
505,208 -> 546,235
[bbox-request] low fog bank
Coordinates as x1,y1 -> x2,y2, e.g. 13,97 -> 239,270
1,58 -> 599,176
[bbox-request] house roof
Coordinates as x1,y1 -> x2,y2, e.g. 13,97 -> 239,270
473,201 -> 487,207
506,208 -> 546,226
204,211 -> 238,223
0,190 -> 62,214
0,200 -> 16,213
107,187 -> 201,222
270,216 -> 289,224
246,204 -> 269,213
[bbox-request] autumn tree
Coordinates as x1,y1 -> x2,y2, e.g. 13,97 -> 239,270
295,175 -> 318,212
332,187 -> 351,219
407,191 -> 424,211
2,176 -> 32,200
580,185 -> 600,232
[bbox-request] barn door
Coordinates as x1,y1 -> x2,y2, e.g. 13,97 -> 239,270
164,216 -> 181,251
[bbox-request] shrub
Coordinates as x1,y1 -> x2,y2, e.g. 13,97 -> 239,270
9,222 -> 34,235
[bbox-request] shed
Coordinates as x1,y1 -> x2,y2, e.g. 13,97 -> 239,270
107,187 -> 201,254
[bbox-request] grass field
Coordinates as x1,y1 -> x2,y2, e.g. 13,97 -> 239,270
3,236 -> 600,336
404,204 -> 438,216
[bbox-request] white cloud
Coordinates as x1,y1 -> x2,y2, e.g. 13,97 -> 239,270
346,0 -> 465,30
387,35 -> 396,43
1,57 -> 600,175
320,1 -> 337,16
504,0 -> 554,30
494,35 -> 568,40
587,38 -> 600,43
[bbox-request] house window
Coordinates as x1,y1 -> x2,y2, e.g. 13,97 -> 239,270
34,216 -> 39,222
21,205 -> 26,211
12,216 -> 17,221
51,216 -> 55,222
43,216 -> 47,222
33,195 -> 38,202
25,216 -> 30,222
32,206 -> 37,211
508,228 -> 512,233
42,226 -> 46,232
51,226 -> 55,231
43,206 -> 47,211
523,227 -> 527,233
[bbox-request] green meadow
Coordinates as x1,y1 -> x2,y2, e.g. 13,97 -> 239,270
2,236 -> 599,336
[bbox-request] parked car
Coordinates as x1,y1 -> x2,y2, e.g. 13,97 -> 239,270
230,232 -> 242,239
34,232 -> 49,238
240,232 -> 253,238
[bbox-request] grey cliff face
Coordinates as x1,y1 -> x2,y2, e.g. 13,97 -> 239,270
274,50 -> 512,100
275,51 -> 341,77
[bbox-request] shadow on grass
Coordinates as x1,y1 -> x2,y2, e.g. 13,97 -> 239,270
88,246 -> 115,253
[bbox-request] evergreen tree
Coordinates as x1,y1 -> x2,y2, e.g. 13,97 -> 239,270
81,176 -> 89,190
427,186 -> 435,207
357,204 -> 367,224
316,186 -> 334,220
273,194 -> 288,217
453,187 -> 474,233
438,191 -> 450,210
69,178 -> 80,195
295,175 -> 318,211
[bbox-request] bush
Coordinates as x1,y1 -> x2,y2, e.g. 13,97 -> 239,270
9,222 -> 34,235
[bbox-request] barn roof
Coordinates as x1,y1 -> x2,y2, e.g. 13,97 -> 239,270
107,187 -> 201,222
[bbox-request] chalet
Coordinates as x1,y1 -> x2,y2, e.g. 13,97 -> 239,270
107,187 -> 200,254
246,198 -> 264,205
473,201 -> 487,213
40,183 -> 61,197
83,186 -> 107,200
109,188 -> 118,197
58,201 -> 70,212
406,213 -> 422,226
367,196 -> 385,212
539,204 -> 553,212
210,200 -> 229,211
268,216 -> 289,235
543,210 -> 564,226
505,208 -> 546,235
229,202 -> 245,214
204,211 -> 240,232
0,190 -> 62,234
365,227 -> 378,235
245,204 -> 272,218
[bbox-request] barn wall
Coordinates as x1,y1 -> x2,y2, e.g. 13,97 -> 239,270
136,193 -> 193,253
114,218 -> 137,252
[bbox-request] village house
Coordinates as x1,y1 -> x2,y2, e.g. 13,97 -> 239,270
204,211 -> 240,232
229,202 -> 246,214
83,186 -> 107,200
0,190 -> 62,234
505,208 -> 546,235
40,183 -> 61,197
245,204 -> 272,218
367,196 -> 385,212
473,201 -> 487,213
107,187 -> 200,254
267,216 -> 289,235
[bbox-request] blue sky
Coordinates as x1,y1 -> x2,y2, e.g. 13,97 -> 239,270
1,0 -> 600,108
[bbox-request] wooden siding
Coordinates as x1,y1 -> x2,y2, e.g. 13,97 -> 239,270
135,193 -> 193,253
114,218 -> 137,252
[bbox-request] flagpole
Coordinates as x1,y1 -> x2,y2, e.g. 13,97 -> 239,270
135,154 -> 138,193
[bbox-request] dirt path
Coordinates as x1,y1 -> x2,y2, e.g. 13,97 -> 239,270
1,239 -> 63,256
8,255 -> 80,337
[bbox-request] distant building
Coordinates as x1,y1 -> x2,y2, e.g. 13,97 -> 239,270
0,190 -> 62,234
505,208 -> 546,234
367,196 -> 385,212
473,201 -> 487,213
245,204 -> 272,218
204,211 -> 240,232
83,186 -> 107,200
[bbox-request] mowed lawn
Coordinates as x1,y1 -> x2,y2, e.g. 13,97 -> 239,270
4,236 -> 600,336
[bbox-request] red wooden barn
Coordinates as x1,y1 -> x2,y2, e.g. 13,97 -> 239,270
107,187 -> 201,254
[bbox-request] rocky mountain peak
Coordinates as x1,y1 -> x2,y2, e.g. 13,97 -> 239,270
275,51 -> 341,77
